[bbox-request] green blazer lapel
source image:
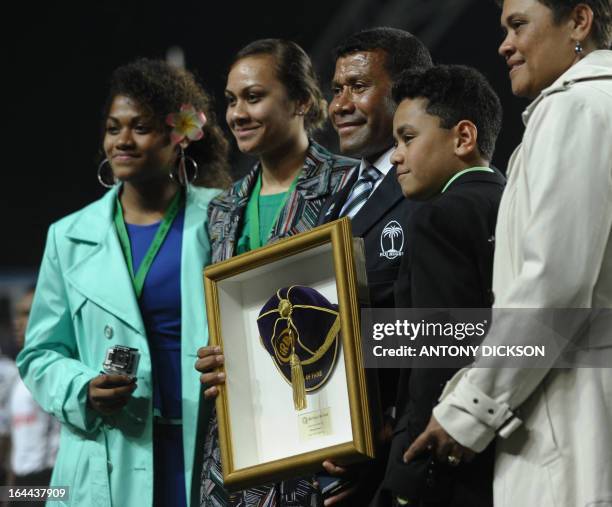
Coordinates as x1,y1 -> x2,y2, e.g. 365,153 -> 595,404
179,185 -> 219,502
181,186 -> 214,351
64,188 -> 146,336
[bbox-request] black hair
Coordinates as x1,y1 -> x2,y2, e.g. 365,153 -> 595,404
392,65 -> 502,160
102,58 -> 231,188
495,0 -> 612,48
332,27 -> 433,82
231,39 -> 327,132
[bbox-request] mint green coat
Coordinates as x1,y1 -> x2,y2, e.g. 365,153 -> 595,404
17,185 -> 219,507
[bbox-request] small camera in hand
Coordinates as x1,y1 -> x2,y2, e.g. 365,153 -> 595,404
102,345 -> 140,379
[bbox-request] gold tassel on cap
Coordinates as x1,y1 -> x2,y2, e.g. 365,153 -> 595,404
288,328 -> 307,410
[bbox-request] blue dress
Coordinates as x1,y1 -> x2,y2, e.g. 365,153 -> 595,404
127,207 -> 187,507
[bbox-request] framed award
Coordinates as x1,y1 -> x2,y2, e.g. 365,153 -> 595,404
203,217 -> 375,491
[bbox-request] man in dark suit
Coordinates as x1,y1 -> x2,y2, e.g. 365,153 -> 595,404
317,27 -> 432,506
382,65 -> 505,507
319,27 -> 432,310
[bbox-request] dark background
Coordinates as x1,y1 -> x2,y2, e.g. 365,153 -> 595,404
3,0 -> 528,270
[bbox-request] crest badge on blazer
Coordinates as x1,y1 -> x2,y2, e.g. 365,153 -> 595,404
379,220 -> 405,259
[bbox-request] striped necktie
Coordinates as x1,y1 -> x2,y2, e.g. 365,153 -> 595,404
339,165 -> 382,219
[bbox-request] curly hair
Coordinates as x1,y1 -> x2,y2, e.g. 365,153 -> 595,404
102,58 -> 231,188
333,27 -> 433,84
495,0 -> 612,48
392,65 -> 503,161
230,39 -> 328,133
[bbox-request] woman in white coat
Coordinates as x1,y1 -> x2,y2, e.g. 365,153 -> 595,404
403,1 -> 612,506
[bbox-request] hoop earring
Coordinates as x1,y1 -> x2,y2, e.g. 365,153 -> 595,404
574,41 -> 583,55
170,146 -> 199,186
97,159 -> 117,188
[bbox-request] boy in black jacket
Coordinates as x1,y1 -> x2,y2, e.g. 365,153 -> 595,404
382,65 -> 504,506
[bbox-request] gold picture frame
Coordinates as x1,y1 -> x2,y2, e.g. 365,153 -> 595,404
204,217 -> 375,492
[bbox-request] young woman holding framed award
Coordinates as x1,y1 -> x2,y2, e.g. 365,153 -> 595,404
196,39 -> 358,507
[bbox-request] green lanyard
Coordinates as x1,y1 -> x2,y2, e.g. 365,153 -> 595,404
246,171 -> 300,250
114,190 -> 183,299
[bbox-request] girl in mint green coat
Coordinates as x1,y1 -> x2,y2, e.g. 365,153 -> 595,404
17,59 -> 230,507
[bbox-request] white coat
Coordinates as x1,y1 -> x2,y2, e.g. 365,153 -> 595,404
433,50 -> 612,507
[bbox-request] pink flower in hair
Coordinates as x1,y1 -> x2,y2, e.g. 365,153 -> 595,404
166,104 -> 207,144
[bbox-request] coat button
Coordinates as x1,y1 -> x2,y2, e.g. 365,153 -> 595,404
107,460 -> 113,472
104,325 -> 114,339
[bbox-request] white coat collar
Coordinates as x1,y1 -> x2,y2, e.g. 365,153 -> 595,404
523,50 -> 612,125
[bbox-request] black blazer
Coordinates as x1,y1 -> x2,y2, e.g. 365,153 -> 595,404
319,165 -> 421,309
382,169 -> 505,507
318,164 -> 421,506
319,165 -> 422,413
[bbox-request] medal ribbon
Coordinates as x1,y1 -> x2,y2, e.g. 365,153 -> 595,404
114,189 -> 183,299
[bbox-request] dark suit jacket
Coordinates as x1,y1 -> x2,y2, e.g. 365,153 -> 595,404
318,164 -> 421,507
382,169 -> 505,507
319,165 -> 421,310
320,164 -> 424,421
